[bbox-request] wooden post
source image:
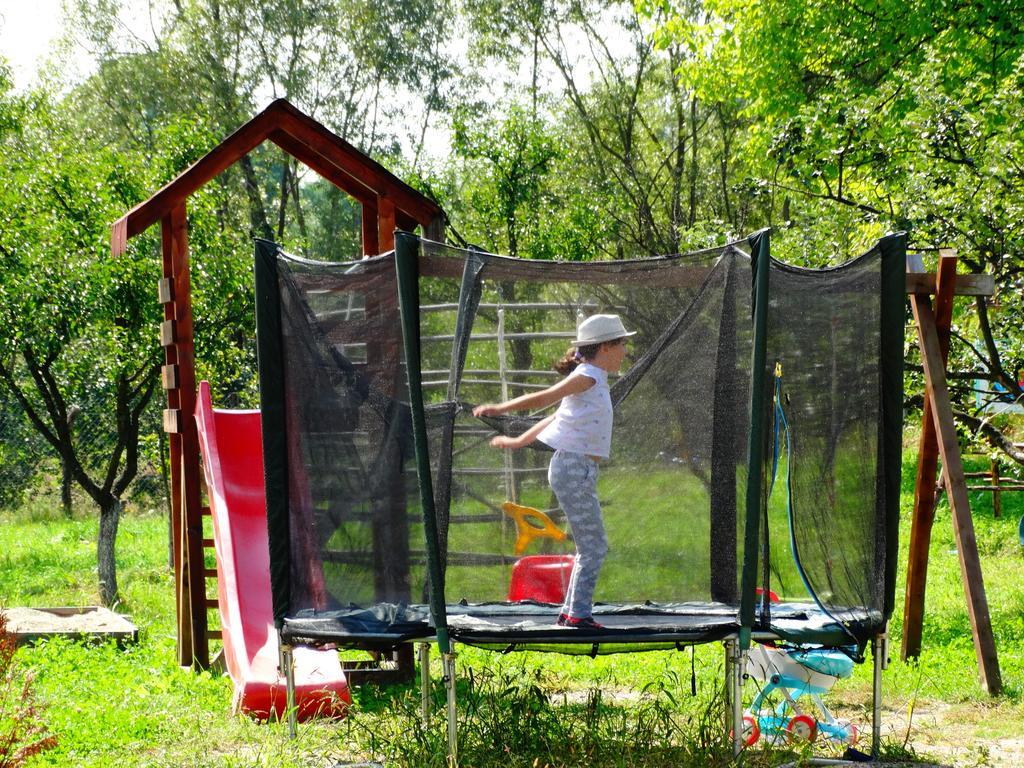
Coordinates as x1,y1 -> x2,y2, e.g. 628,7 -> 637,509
378,195 -> 396,253
991,458 -> 1002,519
423,215 -> 445,243
163,203 -> 209,669
160,217 -> 188,667
912,294 -> 1002,694
361,200 -> 379,256
902,253 -> 956,660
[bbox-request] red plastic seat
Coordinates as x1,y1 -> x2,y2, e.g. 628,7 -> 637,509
507,554 -> 576,603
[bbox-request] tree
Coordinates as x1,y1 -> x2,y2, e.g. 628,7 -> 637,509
0,86 -> 161,605
649,0 -> 1024,468
0,0 -> 458,605
452,102 -> 560,258
67,0 -> 456,247
462,0 -> 767,257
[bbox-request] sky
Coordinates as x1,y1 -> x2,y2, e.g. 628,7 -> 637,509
0,0 -> 629,163
0,0 -> 67,87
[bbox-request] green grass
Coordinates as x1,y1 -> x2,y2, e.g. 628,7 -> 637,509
3,441 -> 1024,767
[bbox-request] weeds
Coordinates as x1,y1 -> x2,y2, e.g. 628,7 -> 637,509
335,659 -> 745,767
0,612 -> 56,767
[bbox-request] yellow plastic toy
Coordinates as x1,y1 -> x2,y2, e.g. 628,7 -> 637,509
500,501 -> 568,555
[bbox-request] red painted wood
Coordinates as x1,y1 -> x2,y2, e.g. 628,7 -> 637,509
361,201 -> 379,257
112,99 -> 447,671
378,196 -> 396,253
902,254 -> 957,660
913,294 -> 1002,694
168,203 -> 209,668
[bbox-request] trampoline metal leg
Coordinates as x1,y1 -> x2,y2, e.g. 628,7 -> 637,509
418,642 -> 431,722
443,651 -> 458,767
279,641 -> 297,739
871,631 -> 887,759
725,639 -> 744,758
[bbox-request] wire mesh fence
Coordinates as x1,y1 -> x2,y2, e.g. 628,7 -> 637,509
0,384 -> 170,517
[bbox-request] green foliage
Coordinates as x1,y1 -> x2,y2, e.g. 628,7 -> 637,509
643,0 -> 1024,467
452,102 -> 562,257
0,84 -> 160,473
649,0 -> 1024,263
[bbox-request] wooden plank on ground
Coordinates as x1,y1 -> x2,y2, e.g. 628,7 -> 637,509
914,296 -> 1002,694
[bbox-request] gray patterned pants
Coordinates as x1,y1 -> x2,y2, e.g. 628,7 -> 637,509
548,449 -> 608,619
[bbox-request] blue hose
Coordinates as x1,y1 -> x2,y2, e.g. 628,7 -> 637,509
769,363 -> 859,647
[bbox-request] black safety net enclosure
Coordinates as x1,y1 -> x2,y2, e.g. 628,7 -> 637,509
255,239 -> 432,644
752,236 -> 906,647
254,230 -> 905,653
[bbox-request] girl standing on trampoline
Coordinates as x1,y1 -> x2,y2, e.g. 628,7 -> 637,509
473,314 -> 634,630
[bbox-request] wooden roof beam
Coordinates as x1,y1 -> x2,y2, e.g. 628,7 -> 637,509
272,104 -> 442,224
269,131 -> 425,238
268,129 -> 376,206
112,106 -> 282,253
111,99 -> 445,257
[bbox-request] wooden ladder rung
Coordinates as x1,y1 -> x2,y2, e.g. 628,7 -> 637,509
203,568 -> 218,578
205,599 -> 219,610
206,630 -> 222,640
202,538 -> 215,548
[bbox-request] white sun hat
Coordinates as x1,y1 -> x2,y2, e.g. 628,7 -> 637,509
573,314 -> 636,346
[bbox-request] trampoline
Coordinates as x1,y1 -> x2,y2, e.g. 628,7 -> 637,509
250,229 -> 905,757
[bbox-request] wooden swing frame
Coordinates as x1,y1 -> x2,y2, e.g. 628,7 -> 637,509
903,250 -> 1001,694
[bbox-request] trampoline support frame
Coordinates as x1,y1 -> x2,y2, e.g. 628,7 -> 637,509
419,642 -> 432,722
725,638 -> 745,758
443,650 -> 458,765
280,639 -> 297,738
279,628 -> 886,764
871,630 -> 887,759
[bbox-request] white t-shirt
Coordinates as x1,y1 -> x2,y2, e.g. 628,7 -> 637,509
536,363 -> 613,458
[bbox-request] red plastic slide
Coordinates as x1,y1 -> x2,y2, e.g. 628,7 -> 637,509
195,381 -> 349,720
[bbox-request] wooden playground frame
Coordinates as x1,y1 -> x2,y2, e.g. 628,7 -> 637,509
110,99 -> 444,669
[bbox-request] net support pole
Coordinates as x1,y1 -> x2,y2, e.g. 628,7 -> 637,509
279,639 -> 297,738
739,229 -> 771,649
443,651 -> 458,766
394,231 -> 458,760
254,239 -> 293,632
725,639 -> 745,758
870,631 -> 885,759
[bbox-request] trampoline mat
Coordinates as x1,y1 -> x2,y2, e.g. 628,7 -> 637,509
281,601 -> 881,652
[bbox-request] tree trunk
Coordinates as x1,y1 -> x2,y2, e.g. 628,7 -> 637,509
238,155 -> 273,240
688,95 -> 699,227
97,496 -> 122,606
61,459 -> 73,517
